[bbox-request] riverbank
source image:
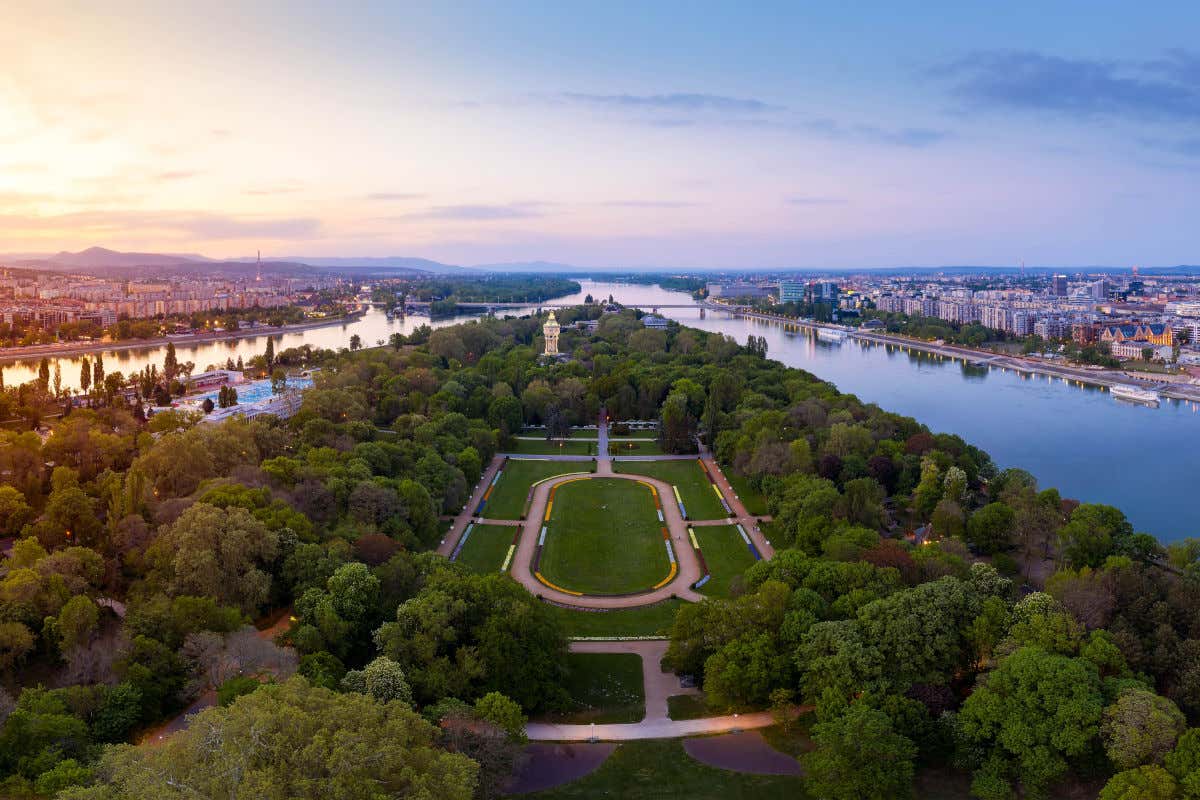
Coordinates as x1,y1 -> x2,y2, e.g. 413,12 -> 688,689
716,307 -> 1200,403
0,312 -> 364,366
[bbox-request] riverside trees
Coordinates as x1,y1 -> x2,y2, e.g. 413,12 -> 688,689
0,308 -> 1196,797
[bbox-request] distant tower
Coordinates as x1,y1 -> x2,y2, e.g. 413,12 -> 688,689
543,311 -> 560,356
256,250 -> 263,282
1132,265 -> 1139,277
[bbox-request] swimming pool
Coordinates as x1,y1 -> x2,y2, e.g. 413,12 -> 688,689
188,377 -> 313,407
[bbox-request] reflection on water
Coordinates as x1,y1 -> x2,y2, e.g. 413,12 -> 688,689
7,278 -> 1198,541
658,302 -> 1199,543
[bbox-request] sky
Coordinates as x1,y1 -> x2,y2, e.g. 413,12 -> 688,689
1,1 -> 1199,269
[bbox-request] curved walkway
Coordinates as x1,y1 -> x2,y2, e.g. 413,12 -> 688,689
439,424 -> 776,607
516,467 -> 704,606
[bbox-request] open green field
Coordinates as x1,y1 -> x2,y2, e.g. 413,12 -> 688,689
615,460 -> 727,520
726,470 -> 769,516
452,524 -> 514,574
666,694 -> 713,720
485,460 -> 590,519
608,438 -> 664,456
539,478 -> 669,595
526,738 -> 807,800
542,653 -> 645,724
519,429 -> 599,439
509,438 -> 595,455
544,600 -> 682,637
695,525 -> 756,597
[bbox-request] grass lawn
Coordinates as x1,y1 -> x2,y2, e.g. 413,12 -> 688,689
608,438 -> 664,456
615,460 -> 727,521
667,694 -> 713,720
510,438 -> 595,455
452,524 -> 515,575
519,428 -> 598,439
542,653 -> 645,724
725,470 -> 769,516
761,718 -> 815,758
695,525 -> 756,598
484,460 -> 590,519
544,600 -> 682,637
525,738 -> 808,800
539,478 -> 669,594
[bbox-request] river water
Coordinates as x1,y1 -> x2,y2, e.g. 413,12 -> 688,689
9,279 -> 1197,541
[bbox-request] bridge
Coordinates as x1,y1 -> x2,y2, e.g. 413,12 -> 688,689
447,302 -> 703,309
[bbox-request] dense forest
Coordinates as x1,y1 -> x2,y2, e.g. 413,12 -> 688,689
372,275 -> 582,316
0,307 -> 1197,798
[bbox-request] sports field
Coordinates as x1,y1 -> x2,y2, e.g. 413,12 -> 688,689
538,478 -> 671,595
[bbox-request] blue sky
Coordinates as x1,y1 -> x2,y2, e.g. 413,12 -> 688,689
1,1 -> 1198,268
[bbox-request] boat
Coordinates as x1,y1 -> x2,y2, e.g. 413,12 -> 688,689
816,328 -> 847,343
1111,384 -> 1160,406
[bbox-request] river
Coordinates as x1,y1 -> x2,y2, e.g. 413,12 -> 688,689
8,279 -> 1197,542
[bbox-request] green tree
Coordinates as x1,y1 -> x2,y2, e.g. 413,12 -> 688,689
1059,504 -> 1134,568
474,691 -> 527,742
967,502 -> 1015,554
1102,689 -> 1186,770
0,485 -> 33,536
958,647 -> 1105,795
0,621 -> 35,671
79,357 -> 92,394
802,704 -> 918,800
1099,766 -> 1180,800
147,503 -> 279,613
374,571 -> 568,711
164,341 -> 178,385
62,677 -> 476,800
54,595 -> 101,654
342,656 -> 412,706
1165,728 -> 1200,795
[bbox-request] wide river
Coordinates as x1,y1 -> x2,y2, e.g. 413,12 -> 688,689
8,279 -> 1197,542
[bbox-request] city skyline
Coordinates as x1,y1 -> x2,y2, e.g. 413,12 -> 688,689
3,2 -> 1200,268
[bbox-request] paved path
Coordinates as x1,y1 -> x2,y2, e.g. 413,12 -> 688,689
500,453 -> 595,462
700,456 -> 775,560
442,422 -> 775,603
528,639 -> 784,741
570,639 -> 698,723
437,455 -> 506,557
512,413 -> 704,606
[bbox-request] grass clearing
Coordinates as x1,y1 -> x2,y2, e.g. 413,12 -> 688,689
615,460 -> 727,521
484,460 -> 590,519
539,478 -> 669,595
667,694 -> 714,720
695,525 -> 756,597
524,738 -> 808,800
608,438 -> 664,456
726,470 -> 769,516
452,524 -> 514,575
544,600 -> 682,637
510,438 -> 595,456
541,653 -> 645,724
519,428 -> 598,439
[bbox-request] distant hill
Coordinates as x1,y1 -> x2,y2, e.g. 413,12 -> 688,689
4,247 -> 1197,277
275,256 -> 474,275
9,246 -> 211,270
471,260 -> 585,273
